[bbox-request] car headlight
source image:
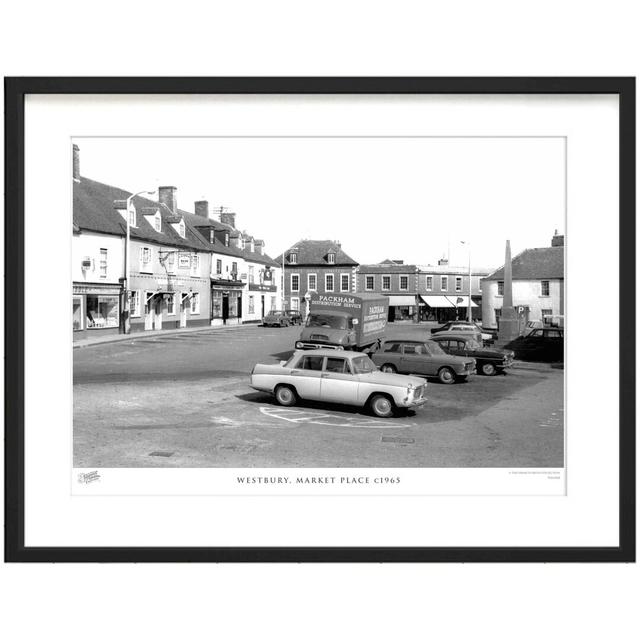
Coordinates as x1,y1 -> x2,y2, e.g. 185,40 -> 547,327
295,341 -> 303,349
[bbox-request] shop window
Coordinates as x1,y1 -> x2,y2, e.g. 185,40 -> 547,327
212,291 -> 223,318
73,296 -> 83,331
455,277 -> 462,292
325,274 -> 334,292
291,297 -> 300,311
400,276 -> 408,290
541,280 -> 550,296
167,293 -> 176,315
365,276 -> 374,290
190,292 -> 200,314
440,276 -> 448,291
249,295 -> 255,314
308,274 -> 317,291
271,296 -> 277,310
99,248 -> 107,278
542,309 -> 553,325
291,274 -> 300,292
341,274 -> 350,291
498,281 -> 504,296
86,295 -> 119,329
382,276 -> 390,291
130,290 -> 141,317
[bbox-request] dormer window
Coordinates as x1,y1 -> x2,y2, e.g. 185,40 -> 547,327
128,208 -> 136,228
289,252 -> 297,264
177,219 -> 185,238
210,229 -> 215,243
327,252 -> 336,264
153,211 -> 162,232
250,240 -> 255,252
224,232 -> 229,247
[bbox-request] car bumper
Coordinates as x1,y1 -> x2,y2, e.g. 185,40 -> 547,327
295,341 -> 344,350
499,360 -> 514,369
397,396 -> 427,409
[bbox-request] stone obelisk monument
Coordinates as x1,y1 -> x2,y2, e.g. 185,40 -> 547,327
497,239 -> 519,345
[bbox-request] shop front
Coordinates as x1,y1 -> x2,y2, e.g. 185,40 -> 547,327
248,282 -> 278,324
211,278 -> 245,326
73,282 -> 122,340
385,295 -> 421,322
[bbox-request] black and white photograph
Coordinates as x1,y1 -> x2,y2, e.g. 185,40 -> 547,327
72,136 -> 565,473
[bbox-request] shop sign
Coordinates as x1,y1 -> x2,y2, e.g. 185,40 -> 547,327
157,278 -> 169,286
178,255 -> 191,268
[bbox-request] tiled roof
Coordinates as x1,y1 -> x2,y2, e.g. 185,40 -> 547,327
73,176 -> 210,252
483,247 -> 564,281
358,263 -> 418,274
180,209 -> 280,267
274,240 -> 358,266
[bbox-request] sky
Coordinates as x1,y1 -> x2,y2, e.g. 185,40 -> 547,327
76,137 -> 566,270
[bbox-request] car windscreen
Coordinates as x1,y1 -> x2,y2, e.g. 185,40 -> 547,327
424,341 -> 445,355
352,356 -> 376,374
466,339 -> 482,349
306,314 -> 348,330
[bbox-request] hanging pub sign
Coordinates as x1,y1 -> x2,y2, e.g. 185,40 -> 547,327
262,267 -> 272,283
178,254 -> 191,269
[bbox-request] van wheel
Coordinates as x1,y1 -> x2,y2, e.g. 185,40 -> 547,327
370,394 -> 394,418
481,362 -> 497,376
438,367 -> 455,384
380,363 -> 397,374
274,385 -> 297,407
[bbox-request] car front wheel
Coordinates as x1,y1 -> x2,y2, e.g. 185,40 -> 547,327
370,394 -> 394,418
274,385 -> 297,407
438,367 -> 456,384
379,363 -> 397,374
480,362 -> 497,376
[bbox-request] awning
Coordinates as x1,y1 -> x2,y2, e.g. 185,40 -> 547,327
445,295 -> 478,308
385,295 -> 420,306
420,295 -> 455,308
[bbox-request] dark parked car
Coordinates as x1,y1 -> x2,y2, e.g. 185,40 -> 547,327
431,333 -> 514,376
283,309 -> 303,325
370,338 -> 476,384
262,310 -> 292,327
506,328 -> 564,363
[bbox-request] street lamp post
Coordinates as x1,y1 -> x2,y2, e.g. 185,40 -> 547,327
124,190 -> 155,334
460,240 -> 472,322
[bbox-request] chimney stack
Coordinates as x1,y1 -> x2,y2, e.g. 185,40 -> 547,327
220,211 -> 236,229
551,230 -> 565,247
195,200 -> 209,218
73,144 -> 80,182
158,186 -> 178,214
438,258 -> 449,266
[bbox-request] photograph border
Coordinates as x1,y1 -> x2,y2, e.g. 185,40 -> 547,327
4,76 -> 635,562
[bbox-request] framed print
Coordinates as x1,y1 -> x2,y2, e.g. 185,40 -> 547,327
4,77 -> 635,562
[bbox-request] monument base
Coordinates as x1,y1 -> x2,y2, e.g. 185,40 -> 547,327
496,316 -> 520,346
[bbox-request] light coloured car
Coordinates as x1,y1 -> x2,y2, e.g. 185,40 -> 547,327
250,349 -> 427,418
430,321 -> 494,343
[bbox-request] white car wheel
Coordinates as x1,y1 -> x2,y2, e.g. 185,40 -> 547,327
274,385 -> 297,407
370,394 -> 394,418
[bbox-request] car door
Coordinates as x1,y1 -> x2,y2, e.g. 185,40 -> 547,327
290,354 -> 324,400
374,341 -> 403,370
400,343 -> 430,375
436,339 -> 451,354
319,356 -> 359,405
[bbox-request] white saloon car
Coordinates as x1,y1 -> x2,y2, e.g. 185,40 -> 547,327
250,349 -> 427,418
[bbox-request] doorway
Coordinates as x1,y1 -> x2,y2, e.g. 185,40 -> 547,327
237,295 -> 242,321
222,295 -> 229,324
153,296 -> 163,330
261,295 -> 265,318
180,295 -> 188,328
144,293 -> 154,330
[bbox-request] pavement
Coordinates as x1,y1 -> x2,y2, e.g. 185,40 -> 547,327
74,323 -> 565,468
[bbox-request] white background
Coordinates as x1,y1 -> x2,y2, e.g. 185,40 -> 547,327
1,2 -> 638,640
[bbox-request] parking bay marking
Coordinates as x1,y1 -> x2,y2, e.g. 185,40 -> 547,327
259,406 -> 415,429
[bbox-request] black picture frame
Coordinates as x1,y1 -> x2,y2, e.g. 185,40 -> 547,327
4,77 -> 635,563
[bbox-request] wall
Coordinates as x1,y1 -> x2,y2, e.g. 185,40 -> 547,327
284,266 -> 356,313
72,231 -> 124,284
482,279 -> 564,328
